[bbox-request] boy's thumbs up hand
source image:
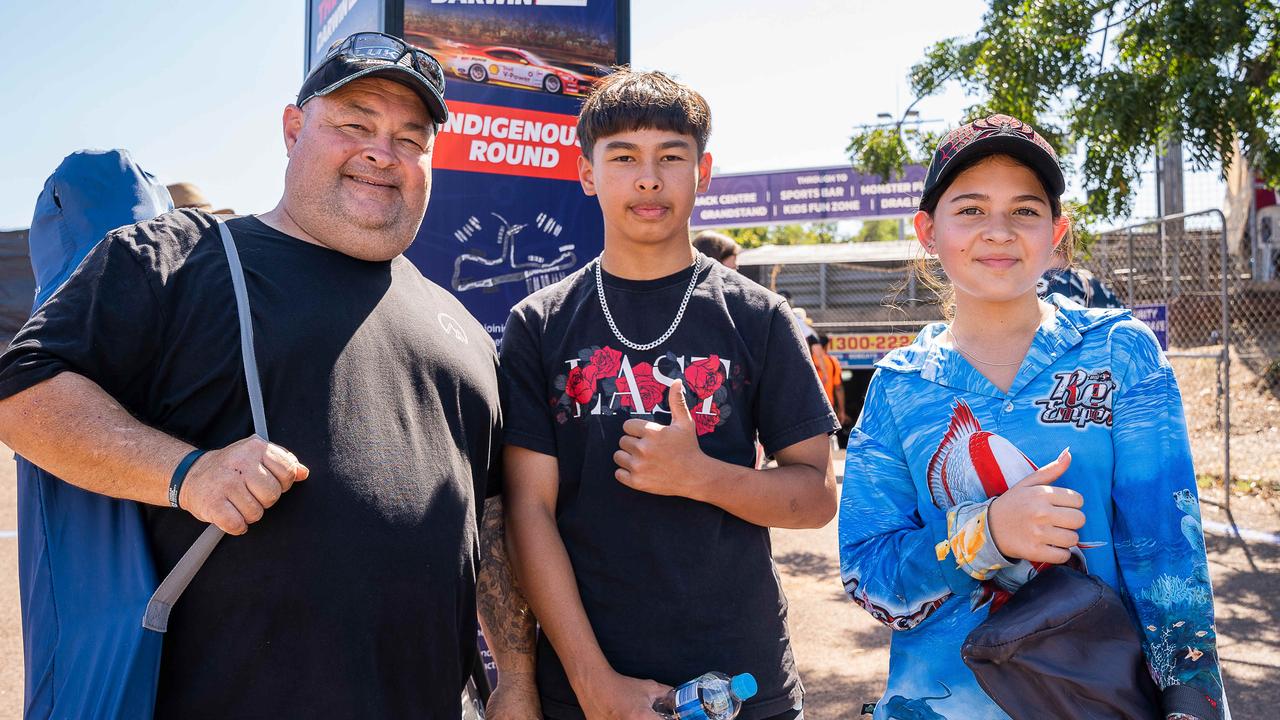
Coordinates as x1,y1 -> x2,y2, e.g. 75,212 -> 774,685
665,377 -> 695,429
988,448 -> 1088,565
616,381 -> 709,499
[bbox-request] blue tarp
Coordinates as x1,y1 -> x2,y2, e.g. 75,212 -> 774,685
19,149 -> 172,719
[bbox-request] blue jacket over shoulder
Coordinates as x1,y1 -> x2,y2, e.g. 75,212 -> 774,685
19,149 -> 172,720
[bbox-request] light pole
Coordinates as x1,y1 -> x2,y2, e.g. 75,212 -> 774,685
856,109 -> 923,131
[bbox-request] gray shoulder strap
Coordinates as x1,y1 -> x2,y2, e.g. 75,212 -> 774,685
143,219 -> 268,632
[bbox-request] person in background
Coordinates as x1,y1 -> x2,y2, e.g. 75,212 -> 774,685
1037,248 -> 1124,309
165,182 -> 236,216
779,289 -> 818,342
692,229 -> 741,270
809,334 -> 849,429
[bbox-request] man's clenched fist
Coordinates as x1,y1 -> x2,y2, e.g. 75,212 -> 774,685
178,436 -> 309,535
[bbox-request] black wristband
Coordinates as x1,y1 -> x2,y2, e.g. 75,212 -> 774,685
1162,685 -> 1221,720
168,449 -> 207,508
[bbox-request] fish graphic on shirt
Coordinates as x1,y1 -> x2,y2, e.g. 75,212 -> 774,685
926,400 -> 1103,611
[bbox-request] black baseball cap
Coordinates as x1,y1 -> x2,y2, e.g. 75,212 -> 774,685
298,32 -> 448,126
919,114 -> 1064,210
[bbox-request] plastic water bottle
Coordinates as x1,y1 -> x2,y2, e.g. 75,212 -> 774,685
652,671 -> 757,720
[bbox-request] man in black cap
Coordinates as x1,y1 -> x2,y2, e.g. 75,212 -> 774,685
0,32 -> 534,718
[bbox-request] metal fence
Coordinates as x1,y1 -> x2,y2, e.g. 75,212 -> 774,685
1082,210 -> 1280,496
746,261 -> 939,331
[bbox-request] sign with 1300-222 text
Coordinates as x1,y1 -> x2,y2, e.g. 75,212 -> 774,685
827,333 -> 916,367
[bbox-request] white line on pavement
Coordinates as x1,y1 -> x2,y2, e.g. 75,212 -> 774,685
1204,519 -> 1280,546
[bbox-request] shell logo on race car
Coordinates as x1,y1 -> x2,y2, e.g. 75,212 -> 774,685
447,46 -> 590,95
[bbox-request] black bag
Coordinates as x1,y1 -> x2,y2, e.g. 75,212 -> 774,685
961,565 -> 1161,720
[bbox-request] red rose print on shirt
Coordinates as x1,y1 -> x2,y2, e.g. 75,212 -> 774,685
616,362 -> 665,412
590,346 -> 622,379
693,401 -> 720,436
565,365 -> 599,405
684,355 -> 725,400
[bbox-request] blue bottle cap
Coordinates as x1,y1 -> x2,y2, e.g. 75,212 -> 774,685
730,673 -> 757,701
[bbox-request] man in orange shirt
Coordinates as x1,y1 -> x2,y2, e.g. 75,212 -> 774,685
810,335 -> 849,427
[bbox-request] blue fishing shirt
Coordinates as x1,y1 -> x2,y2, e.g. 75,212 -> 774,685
838,295 -> 1226,719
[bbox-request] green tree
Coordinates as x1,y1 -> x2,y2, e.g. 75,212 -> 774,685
849,0 -> 1280,220
721,222 -> 848,249
856,219 -> 908,242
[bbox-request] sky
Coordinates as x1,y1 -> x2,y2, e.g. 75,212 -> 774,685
0,0 -> 993,230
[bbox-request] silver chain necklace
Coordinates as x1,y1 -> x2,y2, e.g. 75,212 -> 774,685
946,328 -> 1025,367
594,254 -> 701,351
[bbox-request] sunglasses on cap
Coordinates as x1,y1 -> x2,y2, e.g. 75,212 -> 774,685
298,31 -> 448,125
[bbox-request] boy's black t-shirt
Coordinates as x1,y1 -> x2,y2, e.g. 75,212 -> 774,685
500,255 -> 838,720
0,211 -> 501,719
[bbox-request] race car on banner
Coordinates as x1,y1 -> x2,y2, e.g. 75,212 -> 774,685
447,46 -> 593,96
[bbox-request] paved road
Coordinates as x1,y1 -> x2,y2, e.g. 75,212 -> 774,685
1,450 -> 1276,719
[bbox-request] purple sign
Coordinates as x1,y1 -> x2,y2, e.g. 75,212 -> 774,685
1132,303 -> 1169,350
692,165 -> 927,227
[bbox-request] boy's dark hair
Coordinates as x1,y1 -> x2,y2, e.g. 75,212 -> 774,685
576,68 -> 712,158
818,333 -> 831,348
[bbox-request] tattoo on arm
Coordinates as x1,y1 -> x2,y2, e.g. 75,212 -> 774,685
477,495 -> 538,666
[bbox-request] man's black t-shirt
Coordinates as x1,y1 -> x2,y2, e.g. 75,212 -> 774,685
500,255 -> 838,720
0,211 -> 501,719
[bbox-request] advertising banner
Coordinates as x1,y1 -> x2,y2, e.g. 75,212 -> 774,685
306,0 -> 384,73
692,165 -> 928,228
827,332 -> 917,368
401,0 -> 627,344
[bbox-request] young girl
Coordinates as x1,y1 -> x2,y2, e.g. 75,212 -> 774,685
838,114 -> 1227,720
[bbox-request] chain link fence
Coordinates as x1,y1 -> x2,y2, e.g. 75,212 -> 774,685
1082,210 -> 1280,490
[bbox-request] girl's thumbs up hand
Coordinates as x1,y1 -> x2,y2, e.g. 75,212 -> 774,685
988,448 -> 1087,564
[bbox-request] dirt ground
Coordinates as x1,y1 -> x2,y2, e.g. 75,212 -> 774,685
1,450 -> 1277,719
1172,353 -> 1280,485
1,450 -> 19,717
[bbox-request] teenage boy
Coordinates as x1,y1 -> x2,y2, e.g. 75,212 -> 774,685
500,69 -> 839,720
